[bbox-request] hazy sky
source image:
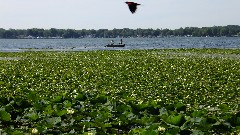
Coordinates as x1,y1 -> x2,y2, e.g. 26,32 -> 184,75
1,0 -> 240,30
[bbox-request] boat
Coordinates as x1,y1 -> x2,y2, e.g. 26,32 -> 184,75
105,44 -> 125,47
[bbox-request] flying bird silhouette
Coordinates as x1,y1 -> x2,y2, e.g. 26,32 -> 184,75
125,2 -> 141,14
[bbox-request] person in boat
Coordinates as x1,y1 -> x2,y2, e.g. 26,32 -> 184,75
110,40 -> 115,45
120,39 -> 123,44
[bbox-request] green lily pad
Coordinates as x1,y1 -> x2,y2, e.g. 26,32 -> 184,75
26,112 -> 39,121
0,110 -> 11,121
75,93 -> 87,101
166,114 -> 185,126
46,117 -> 61,126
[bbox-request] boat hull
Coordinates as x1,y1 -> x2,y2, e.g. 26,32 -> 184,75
105,44 -> 125,47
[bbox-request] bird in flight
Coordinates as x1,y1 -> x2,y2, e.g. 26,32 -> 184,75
125,1 -> 141,14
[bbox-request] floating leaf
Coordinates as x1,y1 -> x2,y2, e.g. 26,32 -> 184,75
191,129 -> 204,135
141,129 -> 158,135
228,112 -> 240,127
165,127 -> 179,135
44,105 -> 54,115
166,114 -> 185,126
63,100 -> 72,108
219,104 -> 230,111
51,95 -> 63,103
46,117 -> 61,127
75,93 -> 87,101
97,95 -> 108,104
175,102 -> 186,112
0,110 -> 11,121
58,109 -> 68,116
192,111 -> 204,117
26,112 -> 39,121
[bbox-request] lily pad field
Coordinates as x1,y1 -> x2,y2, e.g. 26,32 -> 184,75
0,49 -> 240,134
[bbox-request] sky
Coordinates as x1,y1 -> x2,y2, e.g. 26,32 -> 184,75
0,0 -> 240,30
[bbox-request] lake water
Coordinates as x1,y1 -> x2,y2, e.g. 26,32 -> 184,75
0,37 -> 239,52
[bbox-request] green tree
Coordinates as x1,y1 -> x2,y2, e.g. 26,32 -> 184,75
63,29 -> 79,38
161,29 -> 171,37
192,28 -> 201,37
211,26 -> 220,36
43,30 -> 51,37
0,28 -> 6,38
152,28 -> 160,37
3,29 -> 17,38
220,27 -> 229,36
49,28 -> 58,37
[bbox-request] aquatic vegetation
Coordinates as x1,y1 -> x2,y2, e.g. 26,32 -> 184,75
0,49 -> 240,134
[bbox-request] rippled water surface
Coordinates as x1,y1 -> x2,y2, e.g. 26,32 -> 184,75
0,37 -> 239,52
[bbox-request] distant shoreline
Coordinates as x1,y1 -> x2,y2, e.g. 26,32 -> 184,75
1,25 -> 240,39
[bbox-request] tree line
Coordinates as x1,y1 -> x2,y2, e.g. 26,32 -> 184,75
0,25 -> 240,39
